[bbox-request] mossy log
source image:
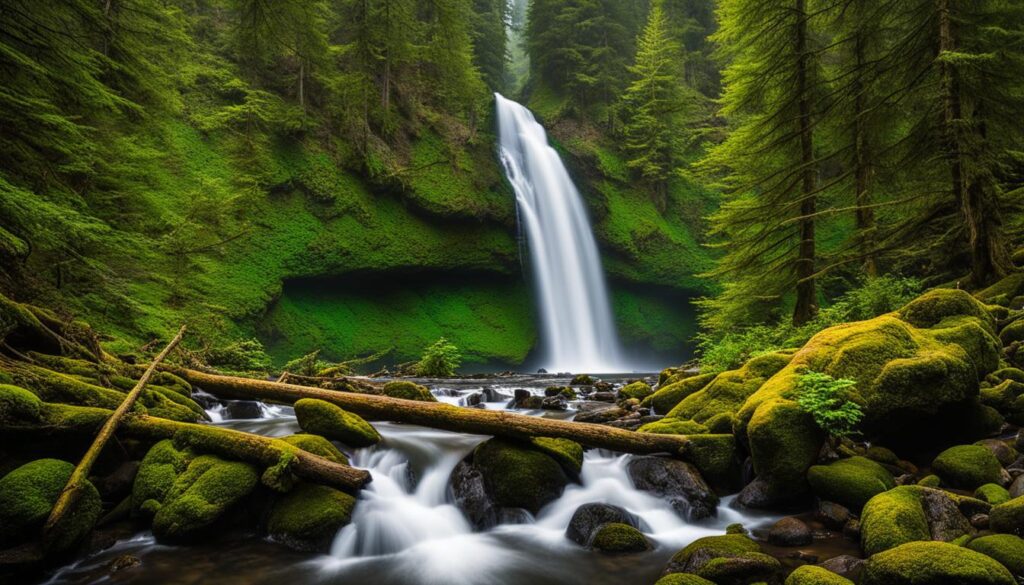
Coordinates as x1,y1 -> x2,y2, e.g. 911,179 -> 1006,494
43,326 -> 186,544
3,401 -> 370,493
170,368 -> 695,456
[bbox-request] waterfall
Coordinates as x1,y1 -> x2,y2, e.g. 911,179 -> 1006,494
495,94 -> 625,373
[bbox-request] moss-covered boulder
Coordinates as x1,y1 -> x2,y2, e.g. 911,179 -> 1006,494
151,455 -> 259,541
684,434 -> 743,492
785,565 -> 854,585
644,373 -> 716,414
382,381 -> 437,401
132,439 -> 195,516
975,483 -> 1012,506
589,522 -> 650,554
990,496 -> 1024,536
860,486 -> 931,556
862,541 -> 1015,585
280,433 -> 349,465
267,482 -> 356,552
0,459 -> 101,552
1001,319 -> 1024,346
932,445 -> 1005,489
734,289 -> 1001,506
470,438 -> 570,515
638,418 -> 709,435
654,574 -> 715,585
0,383 -> 42,422
294,398 -> 380,447
529,437 -> 583,477
967,534 -> 1024,578
668,351 -> 792,424
619,380 -> 653,401
663,533 -> 762,575
807,456 -> 895,513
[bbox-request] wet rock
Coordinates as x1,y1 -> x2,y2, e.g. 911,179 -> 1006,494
627,456 -> 718,520
108,554 -> 140,574
224,400 -> 263,419
591,391 -> 617,402
768,517 -> 812,546
814,501 -> 851,529
594,381 -> 614,393
921,488 -> 974,541
508,390 -> 544,409
574,403 -> 627,424
976,439 -> 1019,467
1010,474 -> 1024,498
589,523 -> 650,554
566,503 -> 644,546
464,392 -> 482,407
267,483 -> 355,552
191,390 -> 221,410
570,374 -> 595,386
448,458 -> 498,530
93,461 -> 140,500
481,387 -> 505,402
818,555 -> 865,580
970,513 -> 990,529
664,533 -> 762,575
842,518 -> 861,539
737,477 -> 774,508
541,396 -> 568,410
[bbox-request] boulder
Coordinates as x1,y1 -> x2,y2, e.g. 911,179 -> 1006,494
663,533 -> 761,575
589,522 -> 650,554
638,418 -> 709,435
860,486 -> 932,556
150,455 -> 259,542
975,439 -> 1020,467
768,516 -> 812,547
1010,475 -> 1024,498
990,496 -> 1024,536
817,555 -> 865,580
807,456 -> 895,513
381,381 -> 437,402
570,374 -> 595,386
785,565 -> 854,585
573,402 -> 627,423
619,381 -> 653,401
565,503 -> 643,546
921,487 -> 974,541
669,352 -> 793,424
448,458 -> 497,530
267,482 -> 355,552
967,534 -> 1024,578
132,439 -> 195,516
294,398 -> 380,448
696,552 -> 782,584
643,373 -> 716,415
654,575 -> 715,585
627,456 -> 719,520
529,437 -> 583,478
0,458 -> 101,553
223,400 -> 263,419
932,445 -> 1007,489
279,433 -> 349,465
861,541 -> 1015,585
975,483 -> 1012,506
814,500 -> 851,529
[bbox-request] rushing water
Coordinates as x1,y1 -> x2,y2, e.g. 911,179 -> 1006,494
496,94 -> 625,373
44,376 -> 782,585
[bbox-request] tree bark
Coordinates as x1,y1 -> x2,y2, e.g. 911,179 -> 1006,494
168,368 -> 695,457
793,0 -> 818,326
43,326 -> 186,541
852,20 -> 877,277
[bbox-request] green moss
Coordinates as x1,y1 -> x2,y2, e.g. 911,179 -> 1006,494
932,445 -> 1005,489
382,381 -> 437,402
1002,319 -> 1024,346
132,439 -> 195,517
611,285 -> 699,359
899,288 -> 996,332
975,483 -> 1012,506
989,368 -> 1024,384
529,437 -> 583,477
745,399 -> 823,502
862,541 -> 1015,585
9,364 -> 126,409
151,455 -> 259,541
294,398 -> 380,447
918,474 -> 941,487
619,381 -> 653,401
473,438 -> 569,514
667,353 -> 786,423
643,372 -> 715,414
589,522 -> 650,553
990,496 -> 1024,536
695,552 -> 781,583
685,434 -> 741,491
704,412 -> 735,434
0,459 -> 101,551
860,486 -> 930,556
280,433 -> 349,465
0,383 -> 42,421
670,534 -> 761,565
865,446 -> 899,465
807,456 -> 895,513
654,575 -> 716,585
267,482 -> 356,551
967,534 -> 1024,578
638,418 -> 709,435
785,565 -> 854,585
976,273 -> 1024,305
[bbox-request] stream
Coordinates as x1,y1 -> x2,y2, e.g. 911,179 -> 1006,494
43,374 -> 782,585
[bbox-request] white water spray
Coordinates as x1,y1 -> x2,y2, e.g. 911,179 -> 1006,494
495,94 -> 624,373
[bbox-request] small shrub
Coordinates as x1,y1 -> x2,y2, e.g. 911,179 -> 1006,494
788,371 -> 863,440
416,337 -> 461,377
282,350 -> 329,377
205,338 -> 272,372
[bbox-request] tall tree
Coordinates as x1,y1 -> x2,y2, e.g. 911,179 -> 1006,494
471,0 -> 510,92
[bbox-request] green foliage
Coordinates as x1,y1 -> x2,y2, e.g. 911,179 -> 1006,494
406,336 -> 459,377
788,371 -> 863,440
205,338 -> 272,373
282,351 -> 329,377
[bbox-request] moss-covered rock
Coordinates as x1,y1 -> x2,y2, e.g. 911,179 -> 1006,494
932,445 -> 1005,489
132,439 -> 195,517
294,398 -> 380,447
643,372 -> 715,415
696,552 -> 782,583
860,486 -> 931,556
990,496 -> 1024,536
989,368 -> 1024,385
967,534 -> 1024,578
862,541 -> 1015,585
975,483 -> 1012,506
864,445 -> 899,465
785,565 -> 854,585
654,574 -> 716,585
668,352 -> 792,424
0,459 -> 101,552
570,374 -> 595,386
151,455 -> 259,541
589,522 -> 650,554
267,482 -> 356,552
685,434 -> 742,492
619,380 -> 653,401
280,433 -> 349,465
664,533 -> 762,575
638,418 -> 709,435
918,474 -> 941,487
529,437 -> 583,477
382,381 -> 437,402
807,456 -> 895,513
472,438 -> 569,514
0,383 -> 42,422
1001,318 -> 1024,346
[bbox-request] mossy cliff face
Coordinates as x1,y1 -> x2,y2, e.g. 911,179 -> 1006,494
734,289 -> 1001,506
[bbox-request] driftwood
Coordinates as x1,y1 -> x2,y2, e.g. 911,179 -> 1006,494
170,368 -> 693,456
43,326 -> 186,541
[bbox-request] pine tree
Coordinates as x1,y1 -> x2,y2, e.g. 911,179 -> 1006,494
471,0 -> 510,92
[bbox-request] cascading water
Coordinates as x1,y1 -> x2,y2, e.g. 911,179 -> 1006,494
496,94 -> 625,373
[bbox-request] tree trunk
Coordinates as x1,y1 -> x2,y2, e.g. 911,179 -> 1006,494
43,326 -> 186,542
793,0 -> 818,326
853,25 -> 877,277
168,368 -> 696,457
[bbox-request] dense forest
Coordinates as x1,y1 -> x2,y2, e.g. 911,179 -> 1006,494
1,0 -> 1024,584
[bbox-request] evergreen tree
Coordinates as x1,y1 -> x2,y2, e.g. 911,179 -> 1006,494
471,0 -> 510,92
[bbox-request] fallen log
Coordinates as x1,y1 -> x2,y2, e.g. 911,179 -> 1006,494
44,326 -> 186,542
170,368 -> 693,456
4,401 -> 371,493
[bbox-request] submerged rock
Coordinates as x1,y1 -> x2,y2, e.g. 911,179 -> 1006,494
627,456 -> 718,520
768,516 -> 812,546
565,503 -> 643,546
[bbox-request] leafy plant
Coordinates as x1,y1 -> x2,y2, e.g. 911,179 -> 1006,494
416,337 -> 462,378
788,371 -> 864,440
205,338 -> 272,373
